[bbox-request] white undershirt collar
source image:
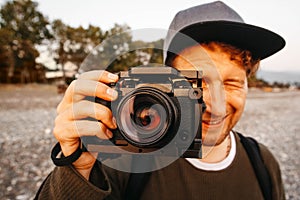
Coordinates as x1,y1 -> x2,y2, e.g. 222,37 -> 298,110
185,131 -> 236,171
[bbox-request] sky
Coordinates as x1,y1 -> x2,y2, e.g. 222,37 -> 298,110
1,0 -> 300,72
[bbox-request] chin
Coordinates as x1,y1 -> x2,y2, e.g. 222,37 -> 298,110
202,128 -> 230,146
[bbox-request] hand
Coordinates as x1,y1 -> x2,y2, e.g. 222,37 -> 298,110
53,70 -> 118,179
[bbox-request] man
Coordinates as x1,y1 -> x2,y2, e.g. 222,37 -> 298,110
36,1 -> 285,199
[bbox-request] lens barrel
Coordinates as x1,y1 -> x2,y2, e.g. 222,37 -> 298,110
115,87 -> 178,147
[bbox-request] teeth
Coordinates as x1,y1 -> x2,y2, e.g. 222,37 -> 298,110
203,116 -> 226,125
209,120 -> 222,125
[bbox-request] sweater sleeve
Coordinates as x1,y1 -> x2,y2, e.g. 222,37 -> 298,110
259,143 -> 286,200
35,162 -> 112,200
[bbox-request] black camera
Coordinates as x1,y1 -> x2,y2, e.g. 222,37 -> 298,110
82,65 -> 204,158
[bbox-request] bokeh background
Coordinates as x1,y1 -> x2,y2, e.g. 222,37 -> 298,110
0,0 -> 299,199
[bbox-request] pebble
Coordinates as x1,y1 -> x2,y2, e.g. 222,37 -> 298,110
0,85 -> 299,199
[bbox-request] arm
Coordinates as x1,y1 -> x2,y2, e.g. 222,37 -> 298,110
35,70 -> 119,199
35,163 -> 111,199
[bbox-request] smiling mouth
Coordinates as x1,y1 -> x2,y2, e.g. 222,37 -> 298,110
202,115 -> 227,127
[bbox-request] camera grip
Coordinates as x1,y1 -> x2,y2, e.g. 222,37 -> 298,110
95,97 -> 111,108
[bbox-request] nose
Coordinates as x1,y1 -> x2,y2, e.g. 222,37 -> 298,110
203,82 -> 226,117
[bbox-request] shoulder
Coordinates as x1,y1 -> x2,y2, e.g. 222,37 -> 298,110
234,131 -> 280,169
257,143 -> 281,171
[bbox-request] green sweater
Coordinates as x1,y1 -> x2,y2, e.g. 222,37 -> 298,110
36,133 -> 285,200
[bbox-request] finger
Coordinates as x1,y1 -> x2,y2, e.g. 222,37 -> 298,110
69,79 -> 118,102
56,100 -> 117,129
57,70 -> 118,114
57,79 -> 118,114
77,70 -> 118,83
53,120 -> 113,143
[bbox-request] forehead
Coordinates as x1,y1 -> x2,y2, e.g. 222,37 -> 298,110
171,44 -> 247,79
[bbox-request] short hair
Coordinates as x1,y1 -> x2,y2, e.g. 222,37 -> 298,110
168,41 -> 260,77
200,41 -> 260,77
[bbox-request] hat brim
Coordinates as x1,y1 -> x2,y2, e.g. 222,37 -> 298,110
167,21 -> 285,61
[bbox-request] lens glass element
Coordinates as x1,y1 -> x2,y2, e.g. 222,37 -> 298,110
134,104 -> 163,131
117,89 -> 173,146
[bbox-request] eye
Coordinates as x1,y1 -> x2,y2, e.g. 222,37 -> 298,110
224,79 -> 245,89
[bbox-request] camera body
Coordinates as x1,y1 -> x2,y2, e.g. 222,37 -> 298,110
82,65 -> 204,158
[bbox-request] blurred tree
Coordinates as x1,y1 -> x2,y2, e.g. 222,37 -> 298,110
0,0 -> 51,43
100,25 -> 164,73
148,39 -> 163,64
247,74 -> 270,88
51,19 -> 106,83
131,39 -> 163,65
80,24 -> 138,73
0,29 -> 14,82
0,0 -> 52,83
104,24 -> 137,72
13,39 -> 40,83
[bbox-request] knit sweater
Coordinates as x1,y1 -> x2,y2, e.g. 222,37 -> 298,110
35,133 -> 285,200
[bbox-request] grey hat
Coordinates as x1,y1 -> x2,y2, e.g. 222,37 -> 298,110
164,1 -> 285,64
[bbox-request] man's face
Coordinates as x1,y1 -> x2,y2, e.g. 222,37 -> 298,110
172,44 -> 248,146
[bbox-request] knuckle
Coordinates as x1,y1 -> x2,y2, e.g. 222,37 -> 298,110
96,82 -> 109,96
65,80 -> 75,93
55,108 -> 70,124
95,104 -> 112,120
54,116 -> 61,126
98,70 -> 106,77
98,122 -> 106,133
53,121 -> 76,142
53,124 -> 64,141
76,72 -> 85,80
65,122 -> 76,134
102,106 -> 113,119
69,80 -> 77,88
65,80 -> 77,95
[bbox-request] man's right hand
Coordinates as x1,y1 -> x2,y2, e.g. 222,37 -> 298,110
53,70 -> 119,180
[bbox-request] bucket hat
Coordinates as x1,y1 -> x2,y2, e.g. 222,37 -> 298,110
164,1 -> 285,64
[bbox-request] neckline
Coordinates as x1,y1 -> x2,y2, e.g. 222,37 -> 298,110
185,131 -> 236,171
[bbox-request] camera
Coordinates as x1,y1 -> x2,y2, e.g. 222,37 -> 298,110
81,65 -> 204,158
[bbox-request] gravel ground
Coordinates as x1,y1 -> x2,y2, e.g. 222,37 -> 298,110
0,84 -> 299,199
235,88 -> 300,199
0,84 -> 61,200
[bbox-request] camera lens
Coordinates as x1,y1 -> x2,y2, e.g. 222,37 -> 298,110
115,87 -> 177,147
134,104 -> 162,131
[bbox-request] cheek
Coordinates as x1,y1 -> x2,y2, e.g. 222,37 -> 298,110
226,89 -> 247,115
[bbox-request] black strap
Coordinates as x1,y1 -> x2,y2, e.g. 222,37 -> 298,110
51,142 -> 83,166
237,132 -> 272,200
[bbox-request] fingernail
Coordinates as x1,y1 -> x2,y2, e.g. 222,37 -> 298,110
106,88 -> 118,99
106,129 -> 113,138
108,73 -> 118,81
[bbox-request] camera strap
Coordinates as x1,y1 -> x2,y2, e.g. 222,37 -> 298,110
51,142 -> 83,166
236,132 -> 272,200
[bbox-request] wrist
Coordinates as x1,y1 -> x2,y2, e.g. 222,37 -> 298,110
76,168 -> 93,180
72,152 -> 98,180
